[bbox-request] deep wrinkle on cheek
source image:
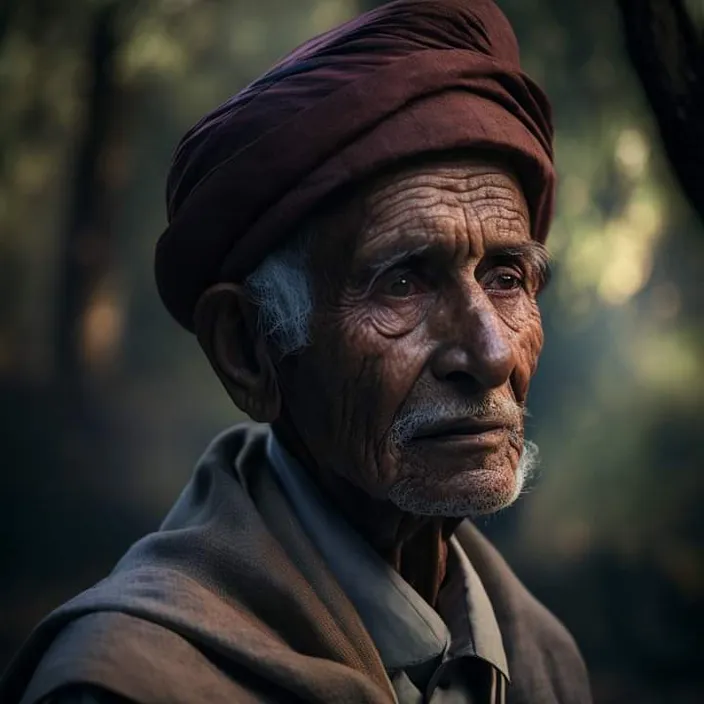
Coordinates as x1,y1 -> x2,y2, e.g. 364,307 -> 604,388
491,295 -> 532,332
507,314 -> 543,402
320,305 -> 430,486
337,352 -> 389,488
369,297 -> 435,338
494,293 -> 542,338
521,313 -> 544,374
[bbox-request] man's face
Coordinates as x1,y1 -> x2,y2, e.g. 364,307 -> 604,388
276,159 -> 548,517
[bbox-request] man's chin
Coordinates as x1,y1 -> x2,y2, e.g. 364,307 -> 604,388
386,466 -> 521,518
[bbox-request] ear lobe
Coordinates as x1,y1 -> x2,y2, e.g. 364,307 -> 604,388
194,283 -> 281,422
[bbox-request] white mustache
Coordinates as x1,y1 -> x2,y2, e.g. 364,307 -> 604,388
390,396 -> 525,447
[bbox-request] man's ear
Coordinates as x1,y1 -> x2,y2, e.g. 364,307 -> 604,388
194,283 -> 281,422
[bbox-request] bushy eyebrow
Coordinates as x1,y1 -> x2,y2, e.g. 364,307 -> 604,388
487,241 -> 552,291
365,242 -> 431,276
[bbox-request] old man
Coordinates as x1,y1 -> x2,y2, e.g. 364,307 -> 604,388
1,1 -> 591,703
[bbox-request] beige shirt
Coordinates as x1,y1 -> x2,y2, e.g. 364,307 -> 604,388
267,432 -> 509,704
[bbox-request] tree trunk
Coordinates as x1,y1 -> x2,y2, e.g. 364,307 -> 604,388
54,1 -> 122,390
616,0 -> 704,224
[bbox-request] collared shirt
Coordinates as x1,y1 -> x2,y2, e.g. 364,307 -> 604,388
267,431 -> 509,704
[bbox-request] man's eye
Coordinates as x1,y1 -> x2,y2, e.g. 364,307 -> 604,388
484,268 -> 524,291
379,272 -> 421,298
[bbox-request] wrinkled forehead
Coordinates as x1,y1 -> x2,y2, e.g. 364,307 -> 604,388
360,157 -> 529,230
309,155 -> 531,275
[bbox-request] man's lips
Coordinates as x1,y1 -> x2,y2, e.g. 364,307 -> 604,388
411,417 -> 507,441
410,418 -> 507,452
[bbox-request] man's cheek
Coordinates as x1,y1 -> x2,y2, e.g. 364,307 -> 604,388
369,300 -> 431,338
522,305 -> 544,374
511,320 -> 543,402
347,355 -> 405,491
316,317 -> 421,484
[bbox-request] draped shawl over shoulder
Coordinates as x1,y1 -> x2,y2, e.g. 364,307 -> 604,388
0,425 -> 591,704
155,0 -> 555,331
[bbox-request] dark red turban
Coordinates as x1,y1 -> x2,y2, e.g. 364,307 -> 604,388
156,0 -> 555,331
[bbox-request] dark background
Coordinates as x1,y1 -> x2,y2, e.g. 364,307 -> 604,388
1,1 -> 703,702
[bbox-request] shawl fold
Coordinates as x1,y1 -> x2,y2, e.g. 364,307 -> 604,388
0,425 -> 591,704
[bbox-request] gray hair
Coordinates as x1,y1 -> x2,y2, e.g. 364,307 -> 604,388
244,230 -> 315,357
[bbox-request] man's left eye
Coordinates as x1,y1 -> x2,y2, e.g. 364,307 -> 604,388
484,268 -> 524,291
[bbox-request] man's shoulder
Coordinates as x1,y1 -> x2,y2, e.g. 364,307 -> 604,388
0,424 -> 285,704
1,424 -> 393,704
455,521 -> 592,703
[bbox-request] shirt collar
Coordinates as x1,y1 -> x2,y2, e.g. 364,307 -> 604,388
266,428 -> 508,680
439,536 -> 510,679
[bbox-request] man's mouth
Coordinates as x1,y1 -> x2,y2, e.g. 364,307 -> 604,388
411,417 -> 507,448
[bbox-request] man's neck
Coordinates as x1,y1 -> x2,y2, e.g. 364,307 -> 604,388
272,420 -> 459,607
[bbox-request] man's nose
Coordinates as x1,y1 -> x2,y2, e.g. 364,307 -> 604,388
429,292 -> 516,391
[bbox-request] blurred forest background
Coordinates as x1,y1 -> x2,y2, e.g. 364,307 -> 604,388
1,1 -> 703,702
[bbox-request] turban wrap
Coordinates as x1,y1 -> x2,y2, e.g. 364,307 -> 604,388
156,0 -> 555,331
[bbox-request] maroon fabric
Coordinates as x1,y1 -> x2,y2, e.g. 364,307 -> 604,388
155,0 -> 555,332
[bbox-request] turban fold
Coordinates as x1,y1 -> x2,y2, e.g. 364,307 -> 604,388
156,0 -> 555,332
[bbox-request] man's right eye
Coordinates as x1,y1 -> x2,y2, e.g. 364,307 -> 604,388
378,271 -> 422,298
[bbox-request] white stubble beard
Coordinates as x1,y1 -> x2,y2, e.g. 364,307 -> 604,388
386,439 -> 540,518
